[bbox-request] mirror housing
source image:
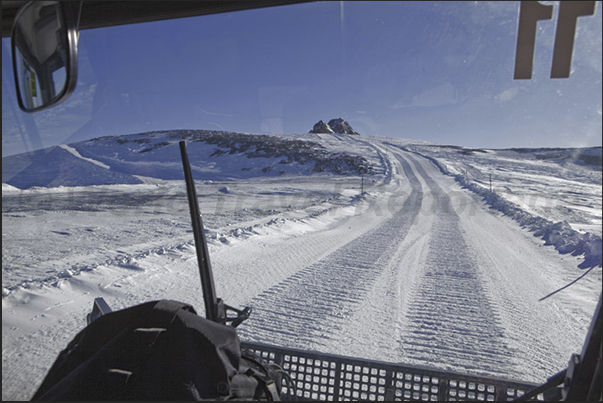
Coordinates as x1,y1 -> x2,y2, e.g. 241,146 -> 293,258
11,1 -> 81,113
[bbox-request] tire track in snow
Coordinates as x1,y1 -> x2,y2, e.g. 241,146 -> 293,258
237,156 -> 424,349
398,154 -> 519,378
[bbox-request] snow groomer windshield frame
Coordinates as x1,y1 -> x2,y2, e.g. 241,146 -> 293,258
1,1 -> 601,401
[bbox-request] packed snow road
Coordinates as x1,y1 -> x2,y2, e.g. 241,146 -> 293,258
2,143 -> 599,400
237,153 -> 423,347
238,147 -> 596,384
395,152 -> 517,378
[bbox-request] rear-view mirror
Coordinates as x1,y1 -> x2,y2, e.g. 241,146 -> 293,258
11,1 -> 81,113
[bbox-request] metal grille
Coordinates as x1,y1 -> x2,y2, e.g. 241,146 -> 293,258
241,341 -> 542,401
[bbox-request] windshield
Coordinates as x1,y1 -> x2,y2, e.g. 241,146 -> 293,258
2,1 -> 602,401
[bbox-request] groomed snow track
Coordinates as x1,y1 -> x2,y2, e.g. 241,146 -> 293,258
236,151 -> 523,386
399,155 -> 516,378
236,154 -> 423,348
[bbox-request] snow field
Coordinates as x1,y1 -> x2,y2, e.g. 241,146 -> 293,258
2,134 -> 601,400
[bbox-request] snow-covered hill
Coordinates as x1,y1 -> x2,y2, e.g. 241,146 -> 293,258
2,130 -> 376,189
2,133 -> 601,400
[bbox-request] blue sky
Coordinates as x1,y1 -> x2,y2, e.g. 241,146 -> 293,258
2,1 -> 601,156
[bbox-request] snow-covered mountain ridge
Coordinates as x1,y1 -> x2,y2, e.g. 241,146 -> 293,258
2,130 -> 375,189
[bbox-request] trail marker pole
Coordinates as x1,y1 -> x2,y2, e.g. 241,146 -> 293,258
361,175 -> 364,194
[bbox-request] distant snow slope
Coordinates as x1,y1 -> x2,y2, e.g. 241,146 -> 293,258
58,144 -> 111,169
1,146 -> 143,189
2,133 -> 601,400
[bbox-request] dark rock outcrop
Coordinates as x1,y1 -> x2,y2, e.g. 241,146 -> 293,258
327,118 -> 359,135
310,120 -> 334,134
309,118 -> 359,135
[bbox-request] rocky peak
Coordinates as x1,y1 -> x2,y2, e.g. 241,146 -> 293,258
309,118 -> 359,135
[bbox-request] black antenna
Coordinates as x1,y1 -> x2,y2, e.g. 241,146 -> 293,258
179,141 -> 251,326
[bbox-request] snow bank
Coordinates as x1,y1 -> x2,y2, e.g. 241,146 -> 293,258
407,147 -> 602,269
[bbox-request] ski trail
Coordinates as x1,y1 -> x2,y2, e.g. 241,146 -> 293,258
398,153 -> 518,379
236,155 -> 424,349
